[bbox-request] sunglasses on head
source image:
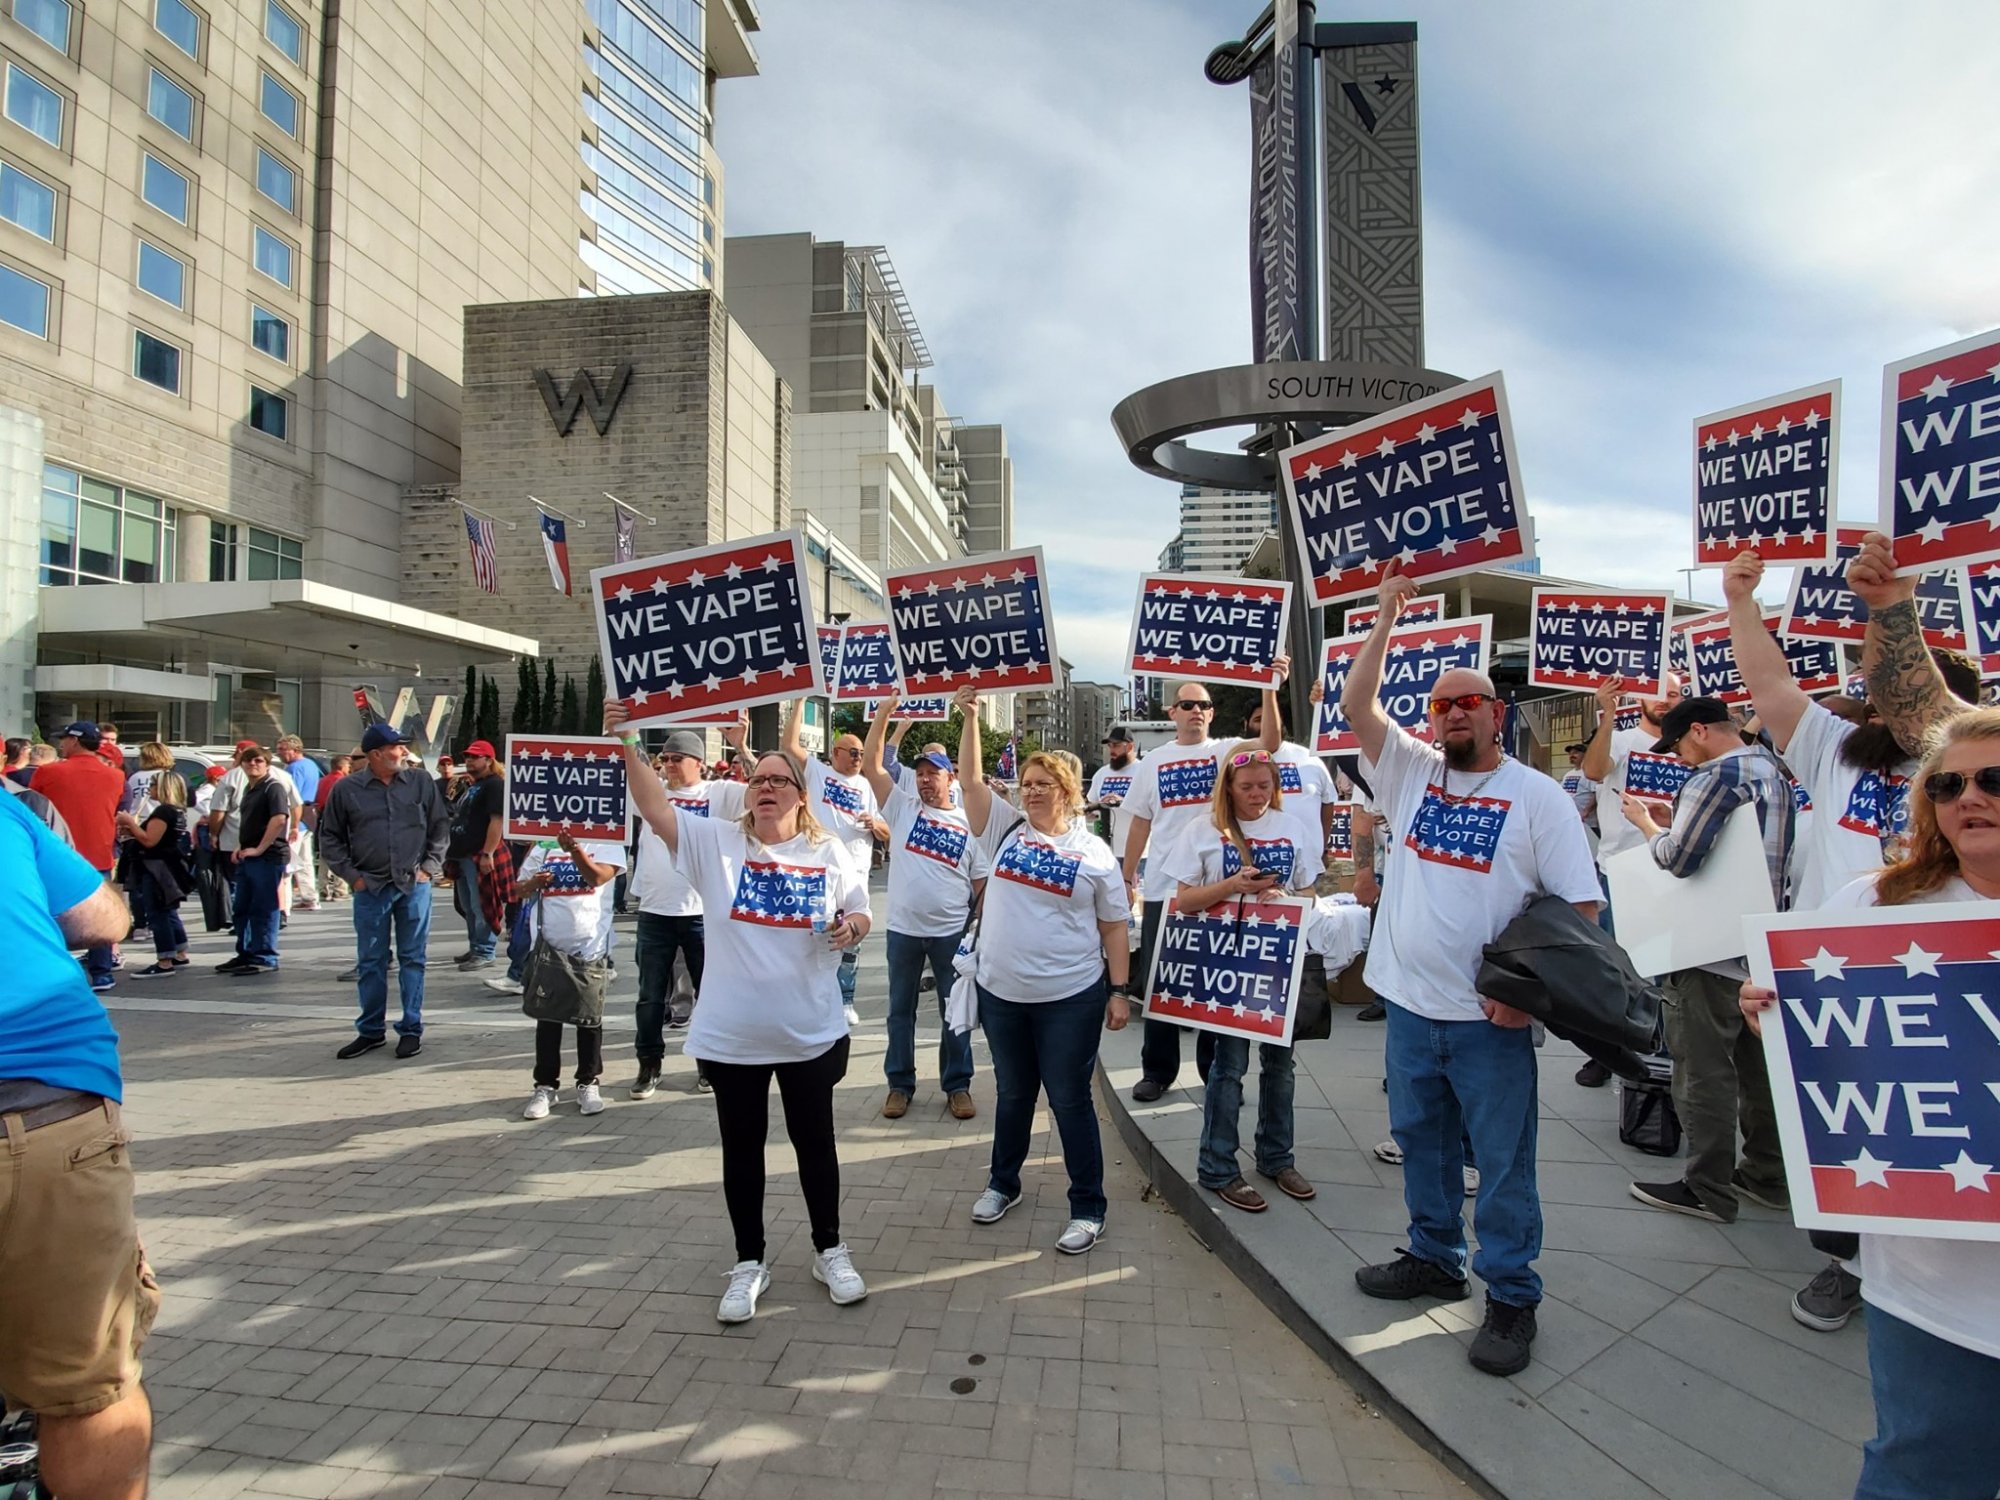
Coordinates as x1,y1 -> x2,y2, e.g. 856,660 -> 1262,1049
1228,750 -> 1274,767
1173,699 -> 1214,712
1924,766 -> 2000,804
1428,693 -> 1495,715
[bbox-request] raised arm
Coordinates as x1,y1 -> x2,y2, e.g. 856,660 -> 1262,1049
953,686 -> 994,834
783,695 -> 808,765
606,698 -> 679,854
1256,654 -> 1291,753
1852,530 -> 1969,753
1580,677 -> 1623,782
860,705 -> 896,806
720,711 -> 756,776
1723,551 -> 1809,750
1340,570 -> 1417,766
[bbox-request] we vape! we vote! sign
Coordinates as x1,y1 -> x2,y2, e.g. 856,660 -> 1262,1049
1880,328 -> 2000,574
1344,594 -> 1444,634
1781,526 -> 1972,651
1312,618 -> 1494,754
1692,382 -> 1839,566
1126,572 -> 1291,688
1143,894 -> 1311,1047
504,736 -> 632,843
1528,589 -> 1672,695
832,621 -> 902,703
886,546 -> 1057,693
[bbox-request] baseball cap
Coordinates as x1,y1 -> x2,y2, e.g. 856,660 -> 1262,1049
204,765 -> 227,782
1104,725 -> 1135,744
918,750 -> 954,773
1564,742 -> 1587,754
1650,696 -> 1733,754
59,720 -> 101,750
462,740 -> 496,759
662,731 -> 705,758
360,723 -> 407,753
234,738 -> 260,751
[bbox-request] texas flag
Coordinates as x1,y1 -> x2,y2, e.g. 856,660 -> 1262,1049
538,509 -> 572,596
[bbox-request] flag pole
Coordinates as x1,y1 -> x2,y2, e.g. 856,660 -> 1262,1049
604,492 -> 658,525
527,495 -> 588,527
451,497 -> 517,530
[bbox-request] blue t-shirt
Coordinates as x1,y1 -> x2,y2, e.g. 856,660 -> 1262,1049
0,793 -> 123,1099
285,755 -> 321,802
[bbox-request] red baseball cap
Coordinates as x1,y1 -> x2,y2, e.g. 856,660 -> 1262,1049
234,738 -> 259,751
463,740 -> 497,759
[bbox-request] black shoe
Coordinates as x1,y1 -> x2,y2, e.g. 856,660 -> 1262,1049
1791,1260 -> 1863,1332
452,950 -> 475,964
337,1035 -> 386,1060
1355,1001 -> 1386,1022
1469,1297 -> 1538,1377
630,1066 -> 661,1101
1354,1250 -> 1469,1302
1575,1059 -> 1612,1088
395,1034 -> 422,1059
1630,1178 -> 1728,1223
216,956 -> 257,974
228,962 -> 276,976
1131,1078 -> 1167,1103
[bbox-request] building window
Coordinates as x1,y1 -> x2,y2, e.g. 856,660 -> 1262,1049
133,327 -> 182,392
254,147 -> 295,213
135,239 -> 186,309
0,160 -> 53,239
39,465 -> 181,587
251,224 -> 291,287
140,151 -> 189,223
246,525 -> 301,580
9,0 -> 70,54
258,69 -> 298,136
264,0 -> 303,66
247,385 -> 286,439
146,67 -> 196,141
154,0 -> 201,59
250,303 -> 287,362
209,519 -> 237,580
4,62 -> 61,144
0,257 -> 48,335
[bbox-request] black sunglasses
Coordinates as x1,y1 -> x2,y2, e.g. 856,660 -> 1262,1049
1924,766 -> 2000,804
1173,699 -> 1214,712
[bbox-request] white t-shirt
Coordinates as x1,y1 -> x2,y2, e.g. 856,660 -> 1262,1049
1593,725 -> 1660,864
884,783 -> 989,938
1122,737 -> 1226,901
805,757 -> 880,873
520,839 -> 626,960
1271,742 -> 1336,822
1088,760 -> 1141,860
1783,701 -> 1914,910
210,765 -> 248,850
973,811 -> 1130,1004
670,816 -> 871,1065
630,777 -> 745,917
1363,726 -> 1601,1022
1823,875 -> 2000,1359
1158,809 -> 1325,898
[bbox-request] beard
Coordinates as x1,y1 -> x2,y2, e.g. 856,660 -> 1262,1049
1443,734 -> 1483,771
1836,720 -> 1909,776
1109,750 -> 1133,768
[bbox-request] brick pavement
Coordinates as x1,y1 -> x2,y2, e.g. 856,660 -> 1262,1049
103,902 -> 1466,1500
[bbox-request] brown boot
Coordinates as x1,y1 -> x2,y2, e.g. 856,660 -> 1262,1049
1260,1166 -> 1316,1201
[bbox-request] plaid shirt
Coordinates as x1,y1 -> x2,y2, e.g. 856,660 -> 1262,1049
1650,743 -> 1795,914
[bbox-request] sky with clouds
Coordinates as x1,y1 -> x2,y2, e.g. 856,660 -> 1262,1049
717,1 -> 2000,684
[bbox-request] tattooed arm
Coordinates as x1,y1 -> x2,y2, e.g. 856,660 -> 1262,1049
1851,530 -> 1968,754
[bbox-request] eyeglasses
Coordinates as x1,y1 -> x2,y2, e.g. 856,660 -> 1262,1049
1923,766 -> 2000,803
746,774 -> 799,791
1019,779 -> 1060,793
1173,699 -> 1214,712
1228,750 -> 1275,767
1428,693 -> 1495,715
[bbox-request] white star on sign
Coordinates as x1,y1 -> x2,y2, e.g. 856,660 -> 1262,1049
1895,941 -> 1942,977
1451,632 -> 1474,649
761,554 -> 783,572
1396,547 -> 1417,566
1988,361 -> 2000,385
1009,567 -> 1028,584
615,583 -> 635,603
995,662 -> 1012,675
666,682 -> 686,698
652,575 -> 672,595
980,571 -> 998,587
1590,602 -> 1606,614
1726,428 -> 1741,446
1376,435 -> 1397,457
632,688 -> 651,706
924,579 -> 940,596
1703,434 -> 1717,453
1416,422 -> 1437,443
686,568 -> 707,588
1775,416 -> 1792,436
702,675 -> 721,693
1801,526 -> 1817,546
1750,422 -> 1765,441
538,748 -> 553,759
1922,373 -> 1953,401
1802,409 -> 1822,429
1339,449 -> 1359,470
741,667 -> 760,685
1304,462 -> 1323,482
1437,536 -> 1458,555
895,585 -> 913,600
560,749 -> 576,761
1942,1150 -> 1993,1193
1480,525 -> 1502,545
1919,518 -> 1948,545
1801,947 -> 1847,981
950,576 -> 969,591
1986,507 -> 2000,531
1459,407 -> 1482,430
723,561 -> 744,580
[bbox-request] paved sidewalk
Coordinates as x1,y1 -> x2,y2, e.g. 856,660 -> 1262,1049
103,903 -> 1465,1500
1100,1013 -> 1870,1500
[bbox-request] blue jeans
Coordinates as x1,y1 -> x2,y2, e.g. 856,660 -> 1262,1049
152,901 -> 187,959
1197,1036 -> 1295,1187
980,981 -> 1108,1221
838,948 -> 858,1007
1855,1306 -> 2000,1499
635,912 -> 705,1064
884,929 -> 973,1097
234,857 -> 285,968
457,856 -> 496,958
352,880 -> 432,1039
1385,1002 -> 1543,1307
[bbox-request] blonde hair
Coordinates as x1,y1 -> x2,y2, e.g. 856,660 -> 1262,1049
151,771 -> 188,808
1019,750 -> 1085,816
139,740 -> 173,770
1876,708 -> 2000,906
1208,741 -> 1283,871
736,751 -> 830,847
277,734 -> 304,753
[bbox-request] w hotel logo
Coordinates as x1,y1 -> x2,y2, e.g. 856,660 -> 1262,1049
535,363 -> 633,437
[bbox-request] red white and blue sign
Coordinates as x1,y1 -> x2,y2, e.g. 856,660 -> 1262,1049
1405,788 -> 1511,873
1692,382 -> 1839,566
1345,594 -> 1444,634
864,697 -> 951,722
1143,893 -> 1310,1045
1879,328 -> 2000,574
816,625 -> 844,696
503,735 -> 631,844
1326,801 -> 1354,860
730,859 -> 827,930
832,620 -> 902,703
904,812 -> 971,868
1312,617 -> 1494,755
1279,373 -> 1532,605
1613,703 -> 1645,732
591,529 -> 819,730
1686,612 -> 1843,704
1750,904 -> 2000,1240
1964,562 -> 2000,675
886,546 -> 1058,693
1529,588 -> 1672,695
1781,526 -> 1972,650
1623,750 -> 1694,813
1127,571 -> 1292,688
538,509 -> 573,596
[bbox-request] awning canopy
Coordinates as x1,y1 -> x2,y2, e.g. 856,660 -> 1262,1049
35,662 -> 214,702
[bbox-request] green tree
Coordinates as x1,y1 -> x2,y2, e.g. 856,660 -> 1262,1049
459,666 -> 477,755
540,659 -> 559,733
583,657 -> 605,731
558,674 -> 581,735
512,656 -> 540,735
477,675 -> 501,749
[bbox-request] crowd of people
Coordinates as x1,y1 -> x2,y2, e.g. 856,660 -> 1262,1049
3,529 -> 1995,1498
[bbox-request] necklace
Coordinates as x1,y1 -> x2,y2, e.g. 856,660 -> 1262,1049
1442,756 -> 1508,801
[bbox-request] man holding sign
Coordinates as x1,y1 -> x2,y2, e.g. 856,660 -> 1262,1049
1341,567 -> 1599,1379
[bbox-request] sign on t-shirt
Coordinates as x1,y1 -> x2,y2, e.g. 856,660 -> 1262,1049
522,839 -> 626,960
884,783 -> 989,938
1122,739 -> 1225,901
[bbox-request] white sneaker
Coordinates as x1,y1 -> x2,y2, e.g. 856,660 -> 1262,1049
1464,1166 -> 1480,1197
812,1243 -> 868,1305
522,1085 -> 556,1121
577,1083 -> 605,1116
844,1003 -> 861,1027
717,1260 -> 770,1324
970,1188 -> 1020,1224
1373,1139 -> 1403,1165
484,975 -> 524,995
1056,1218 -> 1104,1255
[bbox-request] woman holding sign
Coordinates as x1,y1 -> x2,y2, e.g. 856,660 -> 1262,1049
1742,708 -> 2000,1500
1161,746 -> 1323,1213
605,699 -> 872,1326
954,686 -> 1132,1255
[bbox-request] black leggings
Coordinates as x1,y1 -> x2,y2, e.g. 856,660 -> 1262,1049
704,1035 -> 850,1263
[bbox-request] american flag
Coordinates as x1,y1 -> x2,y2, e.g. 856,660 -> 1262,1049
463,512 -> 500,594
1143,896 -> 1309,1043
995,736 -> 1017,780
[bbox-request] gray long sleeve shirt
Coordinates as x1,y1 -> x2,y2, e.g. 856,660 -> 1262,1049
319,767 -> 448,892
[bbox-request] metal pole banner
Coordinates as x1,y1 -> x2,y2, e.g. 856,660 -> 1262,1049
1249,2 -> 1310,364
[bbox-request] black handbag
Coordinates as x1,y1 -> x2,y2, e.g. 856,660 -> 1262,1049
1476,894 -> 1664,1053
1618,1055 -> 1683,1156
1291,952 -> 1332,1042
521,938 -> 609,1028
